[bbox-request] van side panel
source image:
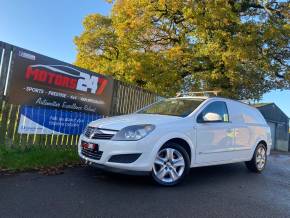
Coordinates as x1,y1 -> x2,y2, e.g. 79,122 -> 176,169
228,100 -> 267,125
227,100 -> 270,160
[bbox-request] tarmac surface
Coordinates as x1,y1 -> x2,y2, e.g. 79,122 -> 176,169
1,152 -> 290,218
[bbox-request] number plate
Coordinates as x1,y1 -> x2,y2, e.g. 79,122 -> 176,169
82,141 -> 99,151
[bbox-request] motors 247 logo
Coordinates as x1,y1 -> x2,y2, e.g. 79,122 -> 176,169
25,65 -> 108,95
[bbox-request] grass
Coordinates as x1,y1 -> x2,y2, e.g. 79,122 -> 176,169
0,146 -> 80,172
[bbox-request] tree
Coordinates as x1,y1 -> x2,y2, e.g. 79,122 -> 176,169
75,0 -> 289,99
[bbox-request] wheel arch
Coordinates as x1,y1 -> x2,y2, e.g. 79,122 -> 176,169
249,139 -> 269,158
258,140 -> 268,151
161,138 -> 192,162
149,132 -> 195,169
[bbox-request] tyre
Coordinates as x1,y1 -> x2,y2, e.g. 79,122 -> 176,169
152,142 -> 190,186
245,143 -> 267,173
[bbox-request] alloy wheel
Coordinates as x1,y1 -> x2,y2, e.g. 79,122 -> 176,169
153,148 -> 185,183
256,146 -> 266,170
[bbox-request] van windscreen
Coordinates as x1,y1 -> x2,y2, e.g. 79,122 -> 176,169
137,98 -> 204,117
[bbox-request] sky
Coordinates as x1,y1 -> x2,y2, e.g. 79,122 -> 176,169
0,0 -> 289,117
0,0 -> 112,63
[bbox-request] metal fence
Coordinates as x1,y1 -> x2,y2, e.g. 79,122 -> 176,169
110,80 -> 160,116
0,42 -> 160,147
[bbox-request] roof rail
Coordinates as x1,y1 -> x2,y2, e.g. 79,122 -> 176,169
239,99 -> 251,104
176,91 -> 221,97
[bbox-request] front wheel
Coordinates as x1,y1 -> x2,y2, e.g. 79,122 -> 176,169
245,143 -> 267,173
151,143 -> 190,186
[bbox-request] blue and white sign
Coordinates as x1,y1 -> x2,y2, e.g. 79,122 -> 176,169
18,106 -> 103,135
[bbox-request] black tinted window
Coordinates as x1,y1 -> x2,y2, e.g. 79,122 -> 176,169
198,101 -> 229,122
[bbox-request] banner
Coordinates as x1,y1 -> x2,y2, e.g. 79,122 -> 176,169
7,47 -> 114,115
18,106 -> 102,135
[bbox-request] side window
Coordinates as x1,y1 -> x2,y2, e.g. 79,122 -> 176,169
197,101 -> 229,123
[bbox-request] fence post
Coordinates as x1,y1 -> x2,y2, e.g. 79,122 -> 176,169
0,44 -> 13,98
0,101 -> 10,146
109,80 -> 119,116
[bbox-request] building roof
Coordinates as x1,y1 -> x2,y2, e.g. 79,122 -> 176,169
253,102 -> 289,124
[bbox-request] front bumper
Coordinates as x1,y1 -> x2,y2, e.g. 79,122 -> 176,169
78,134 -> 156,173
80,157 -> 150,176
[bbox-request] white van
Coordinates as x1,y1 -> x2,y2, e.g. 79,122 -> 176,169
78,96 -> 271,186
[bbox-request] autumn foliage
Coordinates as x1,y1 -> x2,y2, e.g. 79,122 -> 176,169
75,0 -> 289,99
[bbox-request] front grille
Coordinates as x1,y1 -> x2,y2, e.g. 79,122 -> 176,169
84,126 -> 117,140
91,134 -> 114,140
81,147 -> 103,160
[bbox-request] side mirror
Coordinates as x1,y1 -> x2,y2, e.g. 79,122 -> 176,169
203,112 -> 222,122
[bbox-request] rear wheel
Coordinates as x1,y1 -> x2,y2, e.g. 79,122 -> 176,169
152,143 -> 190,186
245,143 -> 267,173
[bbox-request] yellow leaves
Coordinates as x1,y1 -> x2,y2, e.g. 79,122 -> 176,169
75,0 -> 290,99
211,70 -> 221,80
284,23 -> 290,31
166,46 -> 182,59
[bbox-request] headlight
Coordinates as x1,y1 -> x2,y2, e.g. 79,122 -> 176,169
112,124 -> 155,141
